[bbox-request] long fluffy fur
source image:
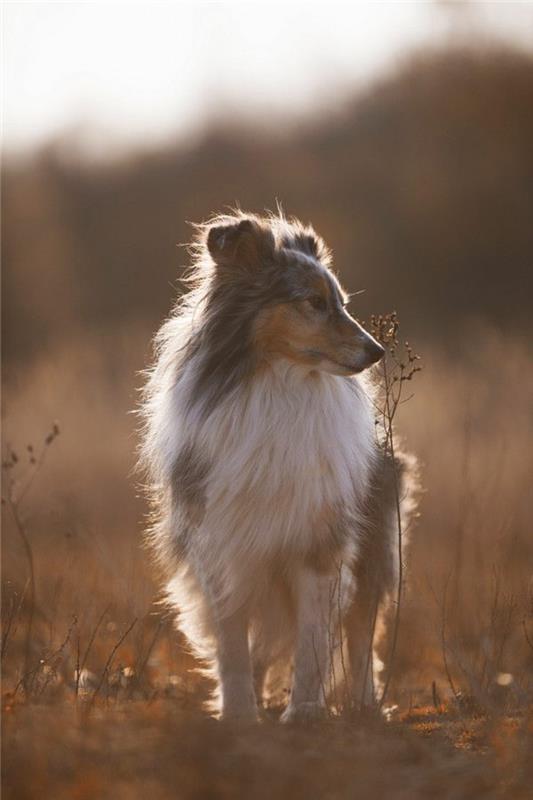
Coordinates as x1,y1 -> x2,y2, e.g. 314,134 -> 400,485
139,210 -> 418,715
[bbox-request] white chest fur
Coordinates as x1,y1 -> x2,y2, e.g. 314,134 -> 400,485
173,360 -> 376,567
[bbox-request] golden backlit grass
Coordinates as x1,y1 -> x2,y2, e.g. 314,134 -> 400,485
2,327 -> 533,798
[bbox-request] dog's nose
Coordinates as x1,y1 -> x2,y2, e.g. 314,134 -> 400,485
364,338 -> 385,365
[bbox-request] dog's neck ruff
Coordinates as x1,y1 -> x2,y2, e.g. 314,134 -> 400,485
176,357 -> 376,554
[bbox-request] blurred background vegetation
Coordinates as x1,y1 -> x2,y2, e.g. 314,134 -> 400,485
3,44 -> 533,365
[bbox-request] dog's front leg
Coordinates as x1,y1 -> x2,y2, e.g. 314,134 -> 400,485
281,569 -> 332,723
215,603 -> 257,722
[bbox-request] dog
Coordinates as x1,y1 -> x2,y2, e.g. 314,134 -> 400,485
139,210 -> 417,722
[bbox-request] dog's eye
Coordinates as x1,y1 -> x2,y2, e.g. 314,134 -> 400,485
307,295 -> 327,313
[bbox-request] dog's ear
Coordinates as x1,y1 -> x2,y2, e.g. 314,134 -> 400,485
206,217 -> 274,271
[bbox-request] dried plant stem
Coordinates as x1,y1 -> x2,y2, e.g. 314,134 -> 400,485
13,614 -> 77,698
127,617 -> 165,699
440,573 -> 460,703
1,596 -> 17,662
367,314 -> 420,711
2,424 -> 60,693
1,579 -> 29,663
88,618 -> 137,709
378,360 -> 404,710
522,619 -> 533,654
79,605 -> 110,677
36,615 -> 78,697
6,496 -> 36,690
312,633 -> 331,719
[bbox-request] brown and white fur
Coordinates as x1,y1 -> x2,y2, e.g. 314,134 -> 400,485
139,211 -> 417,722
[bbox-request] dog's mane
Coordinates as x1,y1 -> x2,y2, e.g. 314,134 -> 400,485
143,210 -> 332,420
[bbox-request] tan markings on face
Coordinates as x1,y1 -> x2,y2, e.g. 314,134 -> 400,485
254,293 -> 367,372
254,304 -> 308,363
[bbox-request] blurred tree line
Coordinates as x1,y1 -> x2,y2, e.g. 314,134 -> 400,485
3,46 -> 533,365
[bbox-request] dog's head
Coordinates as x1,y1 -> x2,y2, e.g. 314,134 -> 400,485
204,212 -> 384,377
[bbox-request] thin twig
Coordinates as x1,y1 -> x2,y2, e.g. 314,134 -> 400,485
522,618 -> 533,654
13,614 -> 77,699
37,615 -> 78,696
79,605 -> 110,676
127,616 -> 165,699
311,633 -> 331,719
88,618 -> 137,709
5,495 -> 36,690
378,358 -> 404,710
1,580 -> 29,663
440,572 -> 460,702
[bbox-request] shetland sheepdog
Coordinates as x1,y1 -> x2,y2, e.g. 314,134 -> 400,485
140,211 -> 417,722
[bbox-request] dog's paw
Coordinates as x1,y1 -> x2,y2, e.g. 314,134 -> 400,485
280,701 -> 327,725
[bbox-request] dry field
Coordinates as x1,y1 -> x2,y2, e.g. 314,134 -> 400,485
2,326 -> 532,799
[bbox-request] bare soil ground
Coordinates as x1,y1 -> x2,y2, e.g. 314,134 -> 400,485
3,693 -> 532,800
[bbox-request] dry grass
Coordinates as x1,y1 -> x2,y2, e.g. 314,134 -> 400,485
2,326 -> 533,798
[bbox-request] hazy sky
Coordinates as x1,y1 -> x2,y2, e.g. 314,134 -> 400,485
3,1 -> 533,157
